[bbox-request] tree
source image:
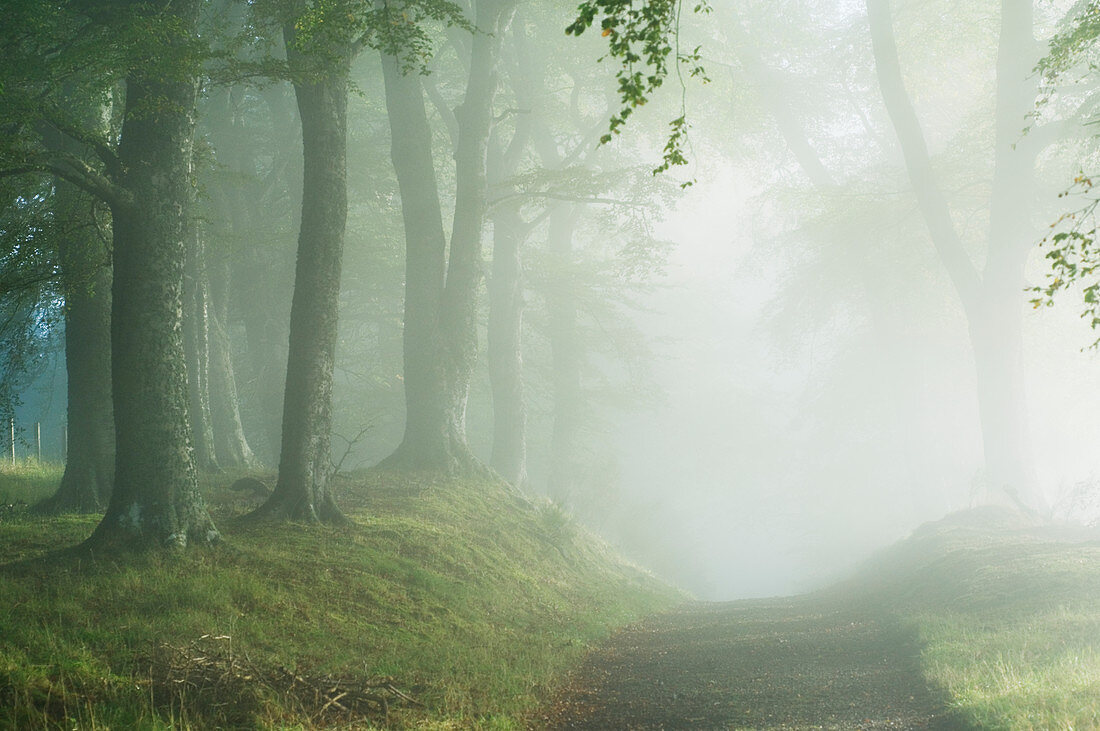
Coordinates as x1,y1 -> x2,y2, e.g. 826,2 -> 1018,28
247,0 -> 357,523
34,136 -> 115,514
88,0 -> 221,547
565,0 -> 710,180
867,0 -> 1048,511
0,0 -> 220,545
379,0 -> 517,475
1030,2 -> 1100,343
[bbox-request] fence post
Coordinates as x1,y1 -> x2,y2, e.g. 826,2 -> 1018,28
8,418 -> 13,466
35,422 -> 41,461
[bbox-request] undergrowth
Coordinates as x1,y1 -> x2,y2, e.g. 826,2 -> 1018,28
0,469 -> 678,729
0,459 -> 64,507
839,507 -> 1100,729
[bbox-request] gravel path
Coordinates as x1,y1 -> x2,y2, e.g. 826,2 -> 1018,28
538,596 -> 966,730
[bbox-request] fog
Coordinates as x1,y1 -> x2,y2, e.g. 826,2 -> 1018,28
5,0 -> 1100,602
502,0 -> 1100,600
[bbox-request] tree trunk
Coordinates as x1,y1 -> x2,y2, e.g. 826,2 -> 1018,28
88,0 -> 219,549
183,223 -> 219,472
485,17 -> 537,488
380,0 -> 516,475
33,180 -> 114,514
487,207 -> 527,486
200,73 -> 260,471
974,0 -> 1042,510
867,0 -> 1043,511
233,84 -> 299,465
546,207 -> 581,507
378,51 -> 450,470
208,305 -> 256,470
249,25 -> 348,523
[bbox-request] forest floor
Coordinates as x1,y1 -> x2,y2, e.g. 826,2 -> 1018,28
538,595 -> 963,730
0,463 -> 680,729
539,507 -> 1100,730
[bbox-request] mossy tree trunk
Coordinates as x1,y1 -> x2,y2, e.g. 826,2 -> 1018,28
87,0 -> 219,550
249,22 -> 349,523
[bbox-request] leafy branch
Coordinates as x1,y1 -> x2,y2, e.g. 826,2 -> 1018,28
1030,174 -> 1100,346
565,0 -> 710,184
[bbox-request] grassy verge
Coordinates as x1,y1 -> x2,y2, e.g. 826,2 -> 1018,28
0,467 -> 679,729
0,459 -> 64,508
841,507 -> 1100,729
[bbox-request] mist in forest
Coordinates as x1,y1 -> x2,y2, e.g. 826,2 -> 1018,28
4,0 -> 1100,599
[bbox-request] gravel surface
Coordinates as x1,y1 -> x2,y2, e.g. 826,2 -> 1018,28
538,596 -> 968,730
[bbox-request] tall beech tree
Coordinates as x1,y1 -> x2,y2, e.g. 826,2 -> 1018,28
248,2 -> 356,523
88,0 -> 220,548
22,112 -> 116,515
867,0 -> 1049,511
381,0 -> 517,475
1,0 -> 220,545
183,222 -> 220,472
33,159 -> 115,514
197,0 -> 260,471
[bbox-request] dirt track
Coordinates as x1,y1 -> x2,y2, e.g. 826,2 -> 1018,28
538,596 -> 966,730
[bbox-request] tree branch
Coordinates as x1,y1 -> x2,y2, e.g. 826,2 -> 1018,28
488,190 -> 643,210
43,116 -> 123,180
867,0 -> 982,309
0,151 -> 131,210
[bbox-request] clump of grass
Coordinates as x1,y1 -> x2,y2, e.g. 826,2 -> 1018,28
0,470 -> 679,728
839,507 -> 1100,729
0,459 -> 64,507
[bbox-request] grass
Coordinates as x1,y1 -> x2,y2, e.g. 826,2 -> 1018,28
837,506 -> 1100,730
0,465 -> 680,729
0,458 -> 64,506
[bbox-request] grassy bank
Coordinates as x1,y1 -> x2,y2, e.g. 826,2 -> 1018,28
0,466 -> 678,729
840,507 -> 1100,729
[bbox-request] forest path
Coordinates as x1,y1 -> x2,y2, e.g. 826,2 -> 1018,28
537,596 -> 965,730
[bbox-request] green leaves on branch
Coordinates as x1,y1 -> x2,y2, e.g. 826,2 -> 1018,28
265,0 -> 471,74
1030,174 -> 1100,345
566,0 -> 710,184
1037,1 -> 1100,85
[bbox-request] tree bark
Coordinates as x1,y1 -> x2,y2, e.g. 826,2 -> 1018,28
232,84 -> 299,464
33,180 -> 114,514
249,23 -> 348,523
183,223 -> 219,472
208,304 -> 256,470
204,84 -> 258,471
87,0 -> 219,549
485,17 -> 537,488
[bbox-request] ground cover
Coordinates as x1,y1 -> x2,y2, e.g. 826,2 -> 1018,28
0,462 -> 678,729
542,506 -> 1100,730
844,507 -> 1100,729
